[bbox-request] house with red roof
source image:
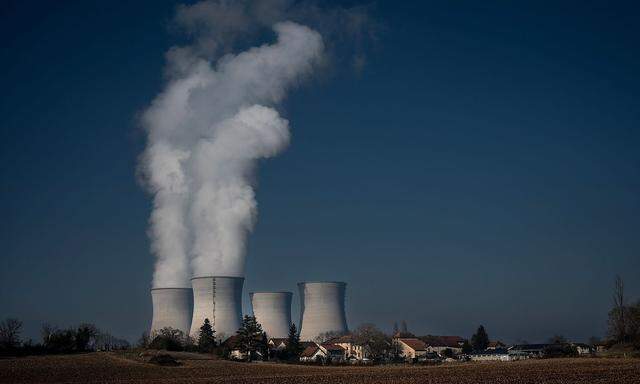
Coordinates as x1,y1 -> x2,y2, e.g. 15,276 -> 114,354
299,343 -> 326,362
419,335 -> 465,355
393,337 -> 428,361
299,342 -> 347,363
321,343 -> 347,362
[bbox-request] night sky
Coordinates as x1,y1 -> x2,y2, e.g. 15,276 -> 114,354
1,0 -> 639,344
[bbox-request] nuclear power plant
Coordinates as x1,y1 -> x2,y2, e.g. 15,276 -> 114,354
250,292 -> 293,338
150,279 -> 348,342
150,288 -> 192,335
298,282 -> 348,341
189,276 -> 244,339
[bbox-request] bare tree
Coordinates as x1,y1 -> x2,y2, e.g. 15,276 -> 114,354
588,336 -> 601,346
0,318 -> 23,350
609,275 -> 627,343
352,323 -> 391,360
41,323 -> 58,347
137,331 -> 150,349
314,330 -> 346,344
627,300 -> 640,343
548,334 -> 567,344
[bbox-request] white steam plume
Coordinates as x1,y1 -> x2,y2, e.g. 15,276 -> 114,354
141,16 -> 324,287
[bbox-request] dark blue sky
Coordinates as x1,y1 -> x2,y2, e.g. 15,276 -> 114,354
1,0 -> 639,344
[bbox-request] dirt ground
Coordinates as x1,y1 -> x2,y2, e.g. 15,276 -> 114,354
1,353 -> 639,384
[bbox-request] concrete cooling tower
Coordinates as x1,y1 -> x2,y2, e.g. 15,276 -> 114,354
150,288 -> 193,336
250,292 -> 292,338
298,281 -> 348,341
190,276 -> 244,340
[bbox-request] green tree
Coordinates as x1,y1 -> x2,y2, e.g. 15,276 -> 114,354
471,325 -> 489,351
285,323 -> 302,360
198,318 -> 216,353
259,331 -> 269,359
461,339 -> 472,354
236,315 -> 266,362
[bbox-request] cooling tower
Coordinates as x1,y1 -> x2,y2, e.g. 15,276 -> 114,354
250,291 -> 292,338
298,281 -> 348,341
150,288 -> 193,336
190,276 -> 244,340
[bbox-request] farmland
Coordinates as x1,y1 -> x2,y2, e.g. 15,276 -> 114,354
1,353 -> 639,384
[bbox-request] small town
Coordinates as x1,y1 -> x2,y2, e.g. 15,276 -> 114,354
3,272 -> 635,367
222,326 -> 604,364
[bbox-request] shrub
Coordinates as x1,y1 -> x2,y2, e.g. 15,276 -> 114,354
149,327 -> 185,351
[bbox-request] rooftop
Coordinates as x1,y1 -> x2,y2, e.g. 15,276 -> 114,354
322,343 -> 346,352
398,338 -> 427,351
419,335 -> 465,348
300,345 -> 320,358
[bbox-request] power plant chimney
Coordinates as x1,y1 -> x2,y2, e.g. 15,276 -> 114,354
190,276 -> 244,340
298,281 -> 348,341
150,288 -> 193,336
250,291 -> 292,339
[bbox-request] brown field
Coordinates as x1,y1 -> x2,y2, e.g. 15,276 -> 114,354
1,353 -> 639,384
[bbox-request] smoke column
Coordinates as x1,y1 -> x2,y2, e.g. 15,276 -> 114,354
140,9 -> 324,287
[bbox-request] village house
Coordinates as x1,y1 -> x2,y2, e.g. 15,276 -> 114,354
419,335 -> 465,355
267,338 -> 319,360
267,338 -> 288,352
321,343 -> 347,362
266,338 -> 290,359
299,343 -> 326,362
326,334 -> 369,361
486,340 -> 507,350
394,337 -> 428,361
594,343 -> 608,353
221,335 -> 268,361
299,342 -> 347,363
572,343 -> 594,356
221,335 -> 245,360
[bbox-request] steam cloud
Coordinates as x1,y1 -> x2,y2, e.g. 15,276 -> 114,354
141,0 -> 373,288
141,10 -> 324,287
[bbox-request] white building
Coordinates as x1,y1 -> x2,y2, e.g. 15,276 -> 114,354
470,349 -> 514,361
327,334 -> 369,361
572,343 -> 594,355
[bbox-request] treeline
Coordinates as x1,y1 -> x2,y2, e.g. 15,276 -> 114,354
0,319 -> 129,357
142,315 -> 280,361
